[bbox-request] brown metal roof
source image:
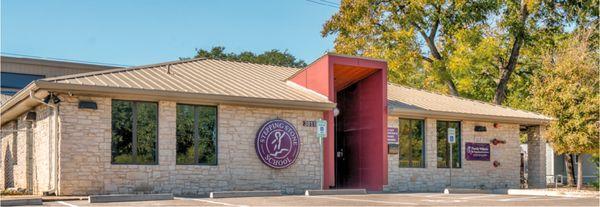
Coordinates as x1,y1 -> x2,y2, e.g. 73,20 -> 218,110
42,58 -> 331,105
387,83 -> 552,124
1,56 -> 552,126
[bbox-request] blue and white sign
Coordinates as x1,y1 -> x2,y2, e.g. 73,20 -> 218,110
447,128 -> 456,143
316,119 -> 327,139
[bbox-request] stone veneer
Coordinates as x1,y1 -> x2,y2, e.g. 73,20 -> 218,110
0,104 -> 53,194
384,117 -> 521,192
57,96 -> 322,196
1,94 -> 546,195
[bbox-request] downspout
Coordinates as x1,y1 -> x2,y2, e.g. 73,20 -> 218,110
29,91 -> 60,195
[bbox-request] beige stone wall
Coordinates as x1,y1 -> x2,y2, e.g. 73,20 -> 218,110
0,105 -> 53,194
1,121 -> 17,190
32,105 -> 53,194
385,117 -> 521,192
58,96 -> 322,196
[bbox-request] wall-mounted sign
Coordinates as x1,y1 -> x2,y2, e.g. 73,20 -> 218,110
303,120 -> 316,127
447,128 -> 456,143
387,144 -> 399,154
387,127 -> 399,143
465,142 -> 490,161
255,119 -> 300,169
474,125 -> 487,132
316,119 -> 327,138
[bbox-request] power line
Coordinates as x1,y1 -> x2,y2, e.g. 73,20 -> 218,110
305,0 -> 338,8
0,52 -> 131,67
318,0 -> 340,6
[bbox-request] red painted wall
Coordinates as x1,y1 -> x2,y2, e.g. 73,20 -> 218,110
336,70 -> 387,191
289,54 -> 387,190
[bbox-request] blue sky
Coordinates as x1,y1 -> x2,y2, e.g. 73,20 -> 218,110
1,0 -> 339,66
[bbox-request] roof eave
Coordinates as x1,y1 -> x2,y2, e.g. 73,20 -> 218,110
35,81 -> 336,111
389,108 -> 551,126
0,82 -> 47,125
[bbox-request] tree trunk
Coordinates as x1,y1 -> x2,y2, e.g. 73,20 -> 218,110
414,20 -> 460,97
565,154 -> 575,186
445,79 -> 459,96
493,0 -> 529,105
577,154 -> 583,190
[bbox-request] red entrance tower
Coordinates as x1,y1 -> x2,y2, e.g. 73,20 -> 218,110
289,54 -> 388,191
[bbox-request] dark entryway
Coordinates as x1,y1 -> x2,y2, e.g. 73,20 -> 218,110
333,70 -> 386,190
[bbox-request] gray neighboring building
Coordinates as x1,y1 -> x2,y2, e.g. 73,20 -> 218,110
547,145 -> 597,185
1,56 -> 115,103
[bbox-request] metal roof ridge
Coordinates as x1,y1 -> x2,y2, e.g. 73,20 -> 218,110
387,82 -> 552,120
43,57 -> 303,83
42,57 -> 209,82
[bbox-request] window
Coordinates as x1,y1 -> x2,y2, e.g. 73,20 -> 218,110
111,100 -> 158,164
176,104 -> 217,165
398,119 -> 425,168
0,72 -> 44,89
1,90 -> 17,95
437,121 -> 461,168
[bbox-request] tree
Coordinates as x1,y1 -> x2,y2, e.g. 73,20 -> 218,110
323,0 -> 500,96
321,0 -> 595,105
531,31 -> 599,190
189,46 -> 307,68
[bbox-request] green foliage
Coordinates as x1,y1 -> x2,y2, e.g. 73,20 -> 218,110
175,104 -> 217,165
321,0 -> 596,108
189,46 -> 307,68
531,31 -> 599,155
111,100 -> 158,164
591,154 -> 600,189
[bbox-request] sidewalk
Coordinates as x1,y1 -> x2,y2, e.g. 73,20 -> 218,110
507,188 -> 599,198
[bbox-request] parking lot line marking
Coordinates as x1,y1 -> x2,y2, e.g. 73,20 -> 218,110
458,194 -> 502,200
57,201 -> 80,207
498,196 -> 540,202
423,193 -> 447,197
174,197 -> 243,206
311,195 -> 417,205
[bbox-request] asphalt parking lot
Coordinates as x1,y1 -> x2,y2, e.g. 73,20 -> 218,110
42,193 -> 600,206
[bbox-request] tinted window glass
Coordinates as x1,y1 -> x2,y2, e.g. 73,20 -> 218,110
176,104 -> 217,165
398,119 -> 425,168
111,100 -> 157,164
1,72 -> 44,89
437,121 -> 461,168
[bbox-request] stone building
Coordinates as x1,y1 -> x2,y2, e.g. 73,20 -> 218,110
0,54 -> 551,196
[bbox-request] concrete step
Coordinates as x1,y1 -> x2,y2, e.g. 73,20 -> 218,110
210,190 -> 282,198
88,193 -> 173,203
1,197 -> 43,206
305,189 -> 367,196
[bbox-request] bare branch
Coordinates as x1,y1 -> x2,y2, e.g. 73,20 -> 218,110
421,56 -> 434,63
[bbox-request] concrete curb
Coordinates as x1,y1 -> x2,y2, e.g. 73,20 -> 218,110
88,193 -> 173,203
305,189 -> 367,196
507,189 -> 599,198
209,190 -> 282,198
443,188 -> 493,194
1,197 -> 43,206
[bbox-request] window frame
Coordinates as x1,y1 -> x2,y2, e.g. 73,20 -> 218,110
110,99 -> 159,165
175,103 -> 219,166
436,120 -> 462,168
398,118 -> 426,168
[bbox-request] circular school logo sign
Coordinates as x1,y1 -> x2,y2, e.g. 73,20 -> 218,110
255,119 -> 300,169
